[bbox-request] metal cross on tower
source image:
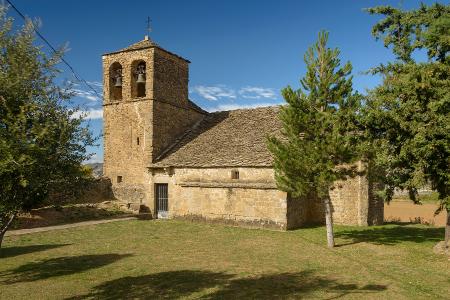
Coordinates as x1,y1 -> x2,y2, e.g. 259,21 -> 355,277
146,17 -> 152,36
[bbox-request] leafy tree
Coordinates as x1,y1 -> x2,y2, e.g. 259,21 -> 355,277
0,5 -> 95,247
268,31 -> 361,248
363,3 -> 450,246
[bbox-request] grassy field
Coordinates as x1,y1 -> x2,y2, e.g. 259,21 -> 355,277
0,220 -> 448,299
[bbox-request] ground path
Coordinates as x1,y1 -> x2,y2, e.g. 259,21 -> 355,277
5,216 -> 138,236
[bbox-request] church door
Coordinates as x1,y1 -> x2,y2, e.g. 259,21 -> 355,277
156,183 -> 169,219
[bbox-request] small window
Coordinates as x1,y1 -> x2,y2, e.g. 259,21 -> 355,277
117,176 -> 123,183
231,170 -> 239,180
137,137 -> 140,145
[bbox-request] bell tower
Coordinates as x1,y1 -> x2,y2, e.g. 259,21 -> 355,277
102,37 -> 205,210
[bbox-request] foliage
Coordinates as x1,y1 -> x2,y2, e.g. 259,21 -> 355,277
0,5 -> 95,244
363,3 -> 450,213
367,3 -> 449,63
267,31 -> 361,200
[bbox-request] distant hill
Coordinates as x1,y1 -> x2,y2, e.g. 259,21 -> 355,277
85,163 -> 103,177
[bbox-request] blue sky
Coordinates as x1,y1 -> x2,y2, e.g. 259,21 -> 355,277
6,0 -> 439,163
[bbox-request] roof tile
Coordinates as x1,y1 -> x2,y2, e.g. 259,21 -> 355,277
152,106 -> 283,168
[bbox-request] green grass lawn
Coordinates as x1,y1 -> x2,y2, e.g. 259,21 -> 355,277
0,220 -> 448,299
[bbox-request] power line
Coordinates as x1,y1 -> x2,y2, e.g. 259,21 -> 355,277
5,0 -> 103,100
4,0 -> 152,132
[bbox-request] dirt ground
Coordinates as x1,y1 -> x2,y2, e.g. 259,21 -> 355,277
384,201 -> 446,226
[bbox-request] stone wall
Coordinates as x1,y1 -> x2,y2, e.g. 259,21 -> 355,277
151,167 -> 289,229
103,101 -> 153,183
147,164 -> 383,230
367,180 -> 384,225
152,100 -> 205,160
102,47 -> 155,203
102,47 -> 155,102
46,177 -> 115,206
151,48 -> 204,159
153,48 -> 189,107
326,162 -> 385,226
286,192 -> 324,229
328,175 -> 366,225
102,44 -> 204,206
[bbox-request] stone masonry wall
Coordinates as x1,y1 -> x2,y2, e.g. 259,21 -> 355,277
327,162 -> 374,226
368,180 -> 384,225
103,47 -> 156,103
149,164 -> 382,230
153,49 -> 189,107
151,167 -> 289,230
102,45 -> 204,206
102,47 -> 155,203
151,48 -> 204,159
152,100 -> 205,160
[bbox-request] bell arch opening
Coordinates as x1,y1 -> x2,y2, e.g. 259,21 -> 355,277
131,60 -> 146,98
109,62 -> 123,101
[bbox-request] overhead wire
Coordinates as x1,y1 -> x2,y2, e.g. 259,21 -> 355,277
4,0 -> 103,101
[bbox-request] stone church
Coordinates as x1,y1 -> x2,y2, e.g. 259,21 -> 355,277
102,37 -> 383,230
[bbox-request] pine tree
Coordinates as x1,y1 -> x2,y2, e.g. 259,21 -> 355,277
364,3 -> 450,247
268,31 -> 361,248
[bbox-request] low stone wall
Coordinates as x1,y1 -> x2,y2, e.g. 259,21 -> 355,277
47,177 -> 115,205
112,183 -> 147,204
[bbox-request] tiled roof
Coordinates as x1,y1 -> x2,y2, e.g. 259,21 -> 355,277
152,106 -> 283,168
119,39 -> 159,52
103,37 -> 190,62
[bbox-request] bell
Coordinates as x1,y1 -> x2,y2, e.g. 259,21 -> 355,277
136,73 -> 146,84
114,76 -> 122,87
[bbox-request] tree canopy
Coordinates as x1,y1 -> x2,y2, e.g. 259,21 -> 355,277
363,3 -> 449,209
363,3 -> 449,245
0,5 -> 95,247
268,31 -> 362,247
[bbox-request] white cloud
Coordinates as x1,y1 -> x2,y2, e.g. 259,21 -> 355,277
238,86 -> 277,99
191,85 -> 236,101
191,85 -> 278,101
208,102 -> 279,112
72,108 -> 103,120
70,88 -> 101,102
87,81 -> 103,89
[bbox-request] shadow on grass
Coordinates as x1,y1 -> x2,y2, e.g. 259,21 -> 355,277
67,270 -> 387,299
0,253 -> 132,283
335,224 -> 444,246
0,244 -> 70,259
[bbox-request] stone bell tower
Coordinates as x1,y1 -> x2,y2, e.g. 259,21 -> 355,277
102,36 -> 205,210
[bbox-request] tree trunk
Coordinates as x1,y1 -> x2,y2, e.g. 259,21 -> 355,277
0,214 -> 16,249
323,196 -> 335,248
445,210 -> 450,249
